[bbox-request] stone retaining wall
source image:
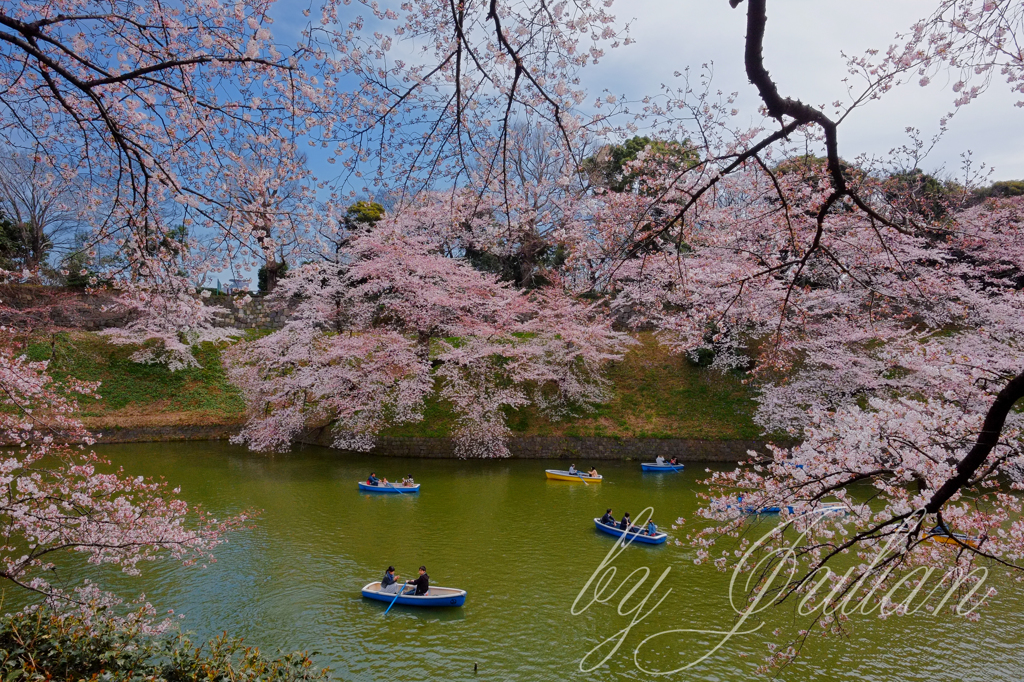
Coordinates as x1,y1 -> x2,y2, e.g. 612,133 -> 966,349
22,422 -> 766,461
206,295 -> 292,330
3,284 -> 295,331
298,427 -> 765,461
0,284 -> 132,330
89,424 -> 243,443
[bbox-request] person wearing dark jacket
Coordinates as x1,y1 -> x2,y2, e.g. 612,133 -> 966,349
618,513 -> 631,531
600,508 -> 615,525
406,566 -> 430,596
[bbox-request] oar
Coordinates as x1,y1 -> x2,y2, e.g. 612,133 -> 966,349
574,470 -> 589,485
384,583 -> 408,616
385,479 -> 412,494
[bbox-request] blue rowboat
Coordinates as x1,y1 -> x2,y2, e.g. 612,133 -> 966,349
593,518 -> 668,545
733,495 -> 792,514
358,481 -> 420,494
641,462 -> 685,472
752,505 -> 794,514
361,581 -> 466,607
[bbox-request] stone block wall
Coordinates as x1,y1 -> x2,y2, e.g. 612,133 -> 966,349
2,285 -> 294,331
0,284 -> 132,331
205,295 -> 292,330
298,427 -> 766,462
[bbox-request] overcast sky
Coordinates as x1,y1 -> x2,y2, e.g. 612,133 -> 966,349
585,0 -> 1024,180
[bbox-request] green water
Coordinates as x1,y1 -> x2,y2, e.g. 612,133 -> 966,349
20,442 -> 1024,681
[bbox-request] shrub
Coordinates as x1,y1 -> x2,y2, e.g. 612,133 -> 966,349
0,607 -> 330,681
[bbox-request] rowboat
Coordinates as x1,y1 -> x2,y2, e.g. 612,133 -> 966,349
593,518 -> 667,544
357,481 -> 420,493
545,469 -> 602,482
361,581 -> 466,607
733,495 -> 793,515
927,526 -> 979,549
752,505 -> 795,514
641,462 -> 685,472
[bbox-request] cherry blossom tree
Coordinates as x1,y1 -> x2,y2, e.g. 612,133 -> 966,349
227,201 -> 632,457
588,150 -> 1024,663
0,290 -> 246,610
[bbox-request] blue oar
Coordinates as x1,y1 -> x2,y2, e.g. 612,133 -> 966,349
385,479 -> 416,494
384,583 -> 408,616
574,470 -> 589,485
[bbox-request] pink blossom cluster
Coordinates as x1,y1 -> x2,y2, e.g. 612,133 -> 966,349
227,202 -> 632,457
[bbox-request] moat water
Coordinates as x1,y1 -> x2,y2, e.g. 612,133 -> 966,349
17,441 -> 1023,681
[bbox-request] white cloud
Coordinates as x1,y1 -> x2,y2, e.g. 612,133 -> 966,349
585,0 -> 1024,179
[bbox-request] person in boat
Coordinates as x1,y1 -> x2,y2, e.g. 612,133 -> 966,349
618,512 -> 631,531
655,455 -> 665,465
644,519 -> 657,536
381,566 -> 402,594
405,566 -> 430,596
669,456 -> 679,465
568,464 -> 578,474
588,467 -> 598,477
600,508 -> 615,525
367,473 -> 380,486
402,474 -> 415,487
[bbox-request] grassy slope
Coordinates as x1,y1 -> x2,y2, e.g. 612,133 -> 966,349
29,331 -> 761,439
384,333 -> 761,440
27,332 -> 246,428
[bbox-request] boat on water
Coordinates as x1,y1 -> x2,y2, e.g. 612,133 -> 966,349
641,462 -> 685,472
545,469 -> 602,482
593,518 -> 667,544
927,526 -> 979,549
361,581 -> 466,607
732,496 -> 793,515
358,481 -> 420,493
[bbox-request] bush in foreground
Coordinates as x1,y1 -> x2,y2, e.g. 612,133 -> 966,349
0,607 -> 329,682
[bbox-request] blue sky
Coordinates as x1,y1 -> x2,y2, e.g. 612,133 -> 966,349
216,0 -> 1022,289
273,0 -> 1022,182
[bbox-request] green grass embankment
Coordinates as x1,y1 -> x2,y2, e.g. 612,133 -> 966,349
26,331 -> 761,440
25,332 -> 246,429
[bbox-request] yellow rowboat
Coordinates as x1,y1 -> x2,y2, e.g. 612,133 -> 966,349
545,469 -> 602,482
927,526 -> 979,549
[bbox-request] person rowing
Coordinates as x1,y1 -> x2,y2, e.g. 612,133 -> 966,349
655,455 -> 665,465
405,566 -> 430,596
568,464 -> 578,475
600,508 -> 615,526
367,472 -> 380,486
381,566 -> 402,594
